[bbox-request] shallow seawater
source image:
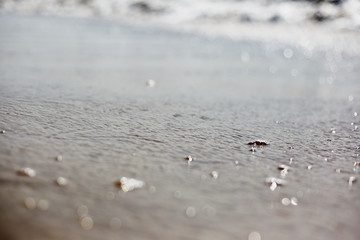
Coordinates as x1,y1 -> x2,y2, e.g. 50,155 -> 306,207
0,14 -> 359,240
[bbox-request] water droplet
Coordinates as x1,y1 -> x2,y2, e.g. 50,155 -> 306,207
174,190 -> 182,199
105,191 -> 115,200
109,217 -> 122,229
146,79 -> 155,87
80,216 -> 94,230
283,48 -> 293,59
37,199 -> 49,211
148,185 -> 157,194
297,191 -> 304,198
17,168 -> 36,177
248,231 -> 261,240
77,205 -> 88,217
185,206 -> 196,218
202,205 -> 216,217
241,52 -> 250,62
54,155 -> 62,161
56,177 -> 68,186
24,197 -> 36,210
290,69 -> 298,77
281,198 -> 291,206
269,65 -> 277,74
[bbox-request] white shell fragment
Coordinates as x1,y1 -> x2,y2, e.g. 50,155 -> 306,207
17,167 -> 36,177
114,177 -> 145,192
210,171 -> 219,179
349,176 -> 357,188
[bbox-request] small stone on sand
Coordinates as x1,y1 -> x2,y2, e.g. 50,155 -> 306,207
0,130 -> 5,134
184,155 -> 193,163
210,171 -> 219,179
54,155 -> 63,161
247,140 -> 269,146
17,167 -> 36,177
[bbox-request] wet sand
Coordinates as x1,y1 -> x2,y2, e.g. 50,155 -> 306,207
0,14 -> 360,240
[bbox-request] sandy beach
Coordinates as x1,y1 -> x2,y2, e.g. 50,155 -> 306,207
0,12 -> 360,240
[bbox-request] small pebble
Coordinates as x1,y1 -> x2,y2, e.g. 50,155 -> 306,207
250,147 -> 256,152
210,171 -> 219,179
0,130 -> 5,134
80,216 -> 94,230
17,167 -> 36,177
289,158 -> 293,164
56,177 -> 68,186
184,155 -> 193,163
278,164 -> 291,171
247,140 -> 269,146
54,155 -> 63,161
37,199 -> 50,211
24,197 -> 36,210
354,162 -> 360,167
307,165 -> 313,170
354,112 -> 358,117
